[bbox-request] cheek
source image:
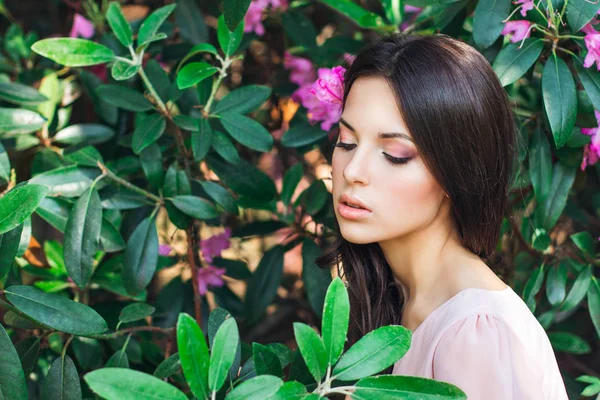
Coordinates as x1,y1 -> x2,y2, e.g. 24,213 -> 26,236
381,165 -> 441,211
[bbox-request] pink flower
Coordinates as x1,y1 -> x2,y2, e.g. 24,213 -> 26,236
158,244 -> 172,256
199,228 -> 232,263
501,20 -> 532,43
310,66 -> 345,105
581,109 -> 600,170
515,0 -> 534,17
283,52 -> 316,86
400,5 -> 423,31
244,0 -> 288,36
69,14 -> 94,38
582,23 -> 600,70
343,53 -> 356,67
197,265 -> 226,295
292,84 -> 341,131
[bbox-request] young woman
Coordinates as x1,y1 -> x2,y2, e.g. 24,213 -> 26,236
317,33 -> 569,399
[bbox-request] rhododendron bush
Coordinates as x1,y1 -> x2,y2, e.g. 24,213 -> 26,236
0,0 -> 598,398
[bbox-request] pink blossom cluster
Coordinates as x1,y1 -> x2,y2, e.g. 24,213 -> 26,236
284,52 -> 347,131
244,0 -> 288,36
69,13 -> 94,38
581,110 -> 600,170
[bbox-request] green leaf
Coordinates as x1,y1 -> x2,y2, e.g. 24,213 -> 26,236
0,224 -> 23,280
119,303 -> 155,325
299,180 -> 328,215
96,85 -> 153,111
535,163 -> 576,231
206,156 -> 277,202
209,317 -> 239,392
492,39 -> 543,87
575,57 -> 600,112
531,228 -> 551,252
281,122 -> 329,148
177,313 -> 210,400
567,0 -> 600,32
31,38 -> 116,66
193,118 -> 212,162
571,231 -> 596,258
176,62 -> 218,89
41,355 -> 82,400
528,128 -> 552,204
302,238 -> 331,319
173,115 -> 199,131
472,0 -> 511,49
163,163 -> 192,229
217,15 -> 244,56
542,53 -> 577,149
30,165 -> 100,197
211,257 -> 251,279
84,368 -> 187,400
211,129 -> 239,163
561,265 -> 592,312
332,325 -> 411,381
123,215 -> 158,296
139,144 -> 165,188
523,264 -> 545,312
282,11 -> 317,50
0,81 -> 48,105
179,44 -> 218,72
111,59 -> 139,81
154,353 -> 181,379
353,375 -> 467,399
548,331 -> 591,354
0,141 -> 10,181
225,375 -> 283,400
0,107 -> 45,136
64,145 -> 104,167
106,1 -> 133,47
245,245 -> 285,324
4,285 -> 108,335
546,261 -> 568,307
138,4 -> 176,46
321,277 -> 348,366
54,123 -> 115,145
293,322 -> 327,382
0,184 -> 47,235
266,381 -> 307,400
587,277 -> 600,340
170,195 -> 219,219
253,343 -> 283,377
132,113 -> 166,154
214,85 -> 271,115
175,0 -> 208,44
199,181 -> 239,215
0,323 -> 28,400
280,163 -> 303,205
64,187 -> 102,288
222,0 -> 251,31
105,349 -> 129,368
219,113 -> 273,152
317,0 -> 386,28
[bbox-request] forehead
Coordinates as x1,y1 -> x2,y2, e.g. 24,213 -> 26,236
342,76 -> 408,133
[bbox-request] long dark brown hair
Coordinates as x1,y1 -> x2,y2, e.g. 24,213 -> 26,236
316,33 -> 519,373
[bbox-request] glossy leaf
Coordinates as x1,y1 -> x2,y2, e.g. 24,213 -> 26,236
566,0 -> 600,32
332,325 -> 411,381
192,118 -> 212,162
253,342 -> 283,378
41,355 -> 82,400
523,264 -> 545,312
528,128 -> 552,204
64,146 -> 104,167
0,107 -> 45,136
293,323 -> 327,382
561,265 -> 592,312
472,0 -> 511,49
119,303 -> 156,325
123,215 -> 158,296
154,353 -> 181,379
225,375 -> 283,400
170,195 -> 219,220
206,156 -> 277,202
281,122 -> 329,148
0,81 -> 48,105
492,39 -> 543,87
542,53 -> 577,149
535,163 -> 575,231
0,224 -> 23,280
31,38 -> 116,66
217,15 -> 244,56
302,238 -> 332,319
199,181 -> 239,215
548,332 -> 591,354
266,381 -> 307,400
4,285 -> 108,335
546,262 -> 568,307
84,368 -> 187,400
106,1 -> 133,47
0,141 -> 9,181
0,183 -> 47,235
30,165 -> 100,197
175,0 -> 209,44
222,0 -> 251,31
214,85 -> 271,115
280,163 -> 303,205
176,62 -> 218,89
139,143 -> 165,188
138,4 -> 176,46
54,123 -> 115,145
353,375 -> 467,399
321,277 -> 348,366
132,113 -> 166,154
575,57 -> 600,112
219,113 -> 273,152
211,129 -> 239,163
96,85 -> 153,112
64,187 -> 102,288
111,59 -> 139,81
209,317 -> 239,392
177,313 -> 210,400
0,323 -> 27,400
588,277 -> 600,340
317,0 -> 386,28
245,245 -> 285,324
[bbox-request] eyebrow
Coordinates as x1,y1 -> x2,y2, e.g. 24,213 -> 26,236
339,118 -> 413,142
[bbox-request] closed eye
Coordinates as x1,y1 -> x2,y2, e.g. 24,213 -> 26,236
334,142 -> 411,165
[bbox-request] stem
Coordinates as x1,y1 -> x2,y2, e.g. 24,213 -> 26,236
97,161 -> 162,204
89,325 -> 175,339
204,55 -> 235,115
211,390 -> 216,400
187,225 -> 203,328
114,55 -> 137,66
138,66 -> 168,114
62,335 -> 74,359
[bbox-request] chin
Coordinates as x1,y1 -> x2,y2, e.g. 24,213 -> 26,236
338,224 -> 378,245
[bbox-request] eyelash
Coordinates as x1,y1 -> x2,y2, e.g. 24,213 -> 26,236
334,142 -> 411,165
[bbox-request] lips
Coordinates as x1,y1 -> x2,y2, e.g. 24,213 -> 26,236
339,193 -> 371,211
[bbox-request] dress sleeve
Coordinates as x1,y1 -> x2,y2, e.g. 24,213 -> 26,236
432,314 -> 542,400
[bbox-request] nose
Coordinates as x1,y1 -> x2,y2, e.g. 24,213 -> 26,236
342,148 -> 369,186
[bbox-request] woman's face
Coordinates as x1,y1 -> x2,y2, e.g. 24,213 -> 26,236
331,76 -> 448,245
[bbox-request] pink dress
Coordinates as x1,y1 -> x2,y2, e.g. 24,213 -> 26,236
392,286 -> 568,399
